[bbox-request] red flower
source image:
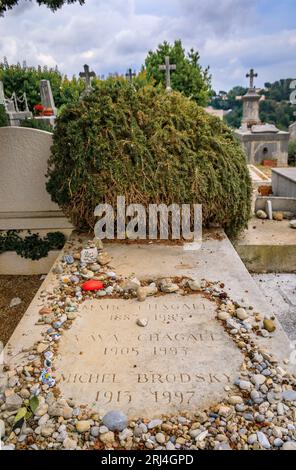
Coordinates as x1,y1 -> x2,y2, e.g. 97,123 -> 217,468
34,104 -> 44,111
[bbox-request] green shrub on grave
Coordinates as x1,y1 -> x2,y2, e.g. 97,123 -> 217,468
0,231 -> 65,260
47,79 -> 252,237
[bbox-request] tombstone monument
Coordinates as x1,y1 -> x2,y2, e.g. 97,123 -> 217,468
40,79 -> 57,115
0,80 -> 32,126
125,68 -> 136,83
235,69 -> 289,166
159,56 -> 176,92
79,64 -> 96,98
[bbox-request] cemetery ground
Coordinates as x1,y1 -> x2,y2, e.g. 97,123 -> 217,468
0,275 -> 42,345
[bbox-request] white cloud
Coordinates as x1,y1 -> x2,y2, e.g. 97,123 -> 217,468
0,0 -> 295,90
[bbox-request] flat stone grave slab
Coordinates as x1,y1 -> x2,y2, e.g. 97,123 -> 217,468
56,295 -> 243,417
4,230 -> 293,419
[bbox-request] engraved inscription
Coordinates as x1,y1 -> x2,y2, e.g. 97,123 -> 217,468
56,297 -> 243,416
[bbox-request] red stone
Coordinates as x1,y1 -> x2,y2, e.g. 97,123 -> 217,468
82,280 -> 104,291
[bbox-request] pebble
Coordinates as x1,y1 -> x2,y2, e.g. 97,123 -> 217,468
217,311 -> 230,321
0,419 -> 5,438
5,393 -> 22,411
63,255 -> 74,265
187,279 -> 201,291
90,426 -> 100,437
99,431 -> 115,446
122,278 -> 141,292
119,428 -> 133,441
196,430 -> 208,442
238,380 -> 252,391
289,220 -> 296,229
41,425 -> 54,437
248,434 -> 257,445
9,297 -> 22,308
236,308 -> 248,320
263,319 -> 276,333
102,410 -> 128,431
76,420 -> 91,433
166,441 -> 176,450
160,283 -> 179,293
63,437 -> 77,450
148,419 -> 163,429
274,438 -> 284,447
134,423 -> 148,436
228,396 -> 243,405
136,318 -> 148,327
34,403 -> 49,417
282,441 -> 296,450
155,432 -> 166,444
99,425 -> 109,434
256,210 -> 268,220
97,251 -> 111,265
282,390 -> 296,402
252,374 -> 266,387
257,431 -> 271,449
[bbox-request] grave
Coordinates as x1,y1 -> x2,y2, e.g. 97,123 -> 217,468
34,80 -> 57,127
79,64 -> 96,98
159,56 -> 176,92
235,69 -> 289,166
272,168 -> 296,198
0,80 -> 32,126
4,232 -> 293,420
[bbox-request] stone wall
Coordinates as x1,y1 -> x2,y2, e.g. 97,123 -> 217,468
235,131 -> 289,166
0,126 -> 73,274
0,127 -> 57,213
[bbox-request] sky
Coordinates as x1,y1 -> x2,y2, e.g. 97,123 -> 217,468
0,0 -> 295,91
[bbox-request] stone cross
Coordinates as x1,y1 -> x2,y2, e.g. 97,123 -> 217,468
79,64 -> 96,89
246,68 -> 258,89
40,80 -> 56,114
125,68 -> 136,82
159,56 -> 176,92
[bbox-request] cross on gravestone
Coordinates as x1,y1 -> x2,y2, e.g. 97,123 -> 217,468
159,56 -> 176,92
246,68 -> 258,90
40,80 -> 56,114
79,64 -> 96,89
125,68 -> 136,82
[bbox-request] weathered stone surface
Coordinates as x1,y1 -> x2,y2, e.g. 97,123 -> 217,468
56,296 -> 243,417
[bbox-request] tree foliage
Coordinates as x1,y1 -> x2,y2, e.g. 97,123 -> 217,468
144,40 -> 211,106
47,78 -> 251,238
0,59 -> 85,110
0,0 -> 84,16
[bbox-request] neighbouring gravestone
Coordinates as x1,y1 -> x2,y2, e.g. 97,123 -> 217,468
40,80 -> 56,115
235,69 -> 289,165
79,64 -> 96,98
0,80 -> 32,126
0,126 -> 73,274
125,68 -> 136,83
56,296 -> 243,416
158,56 -> 176,92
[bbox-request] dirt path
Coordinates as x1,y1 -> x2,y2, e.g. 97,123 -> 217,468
0,275 -> 43,346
